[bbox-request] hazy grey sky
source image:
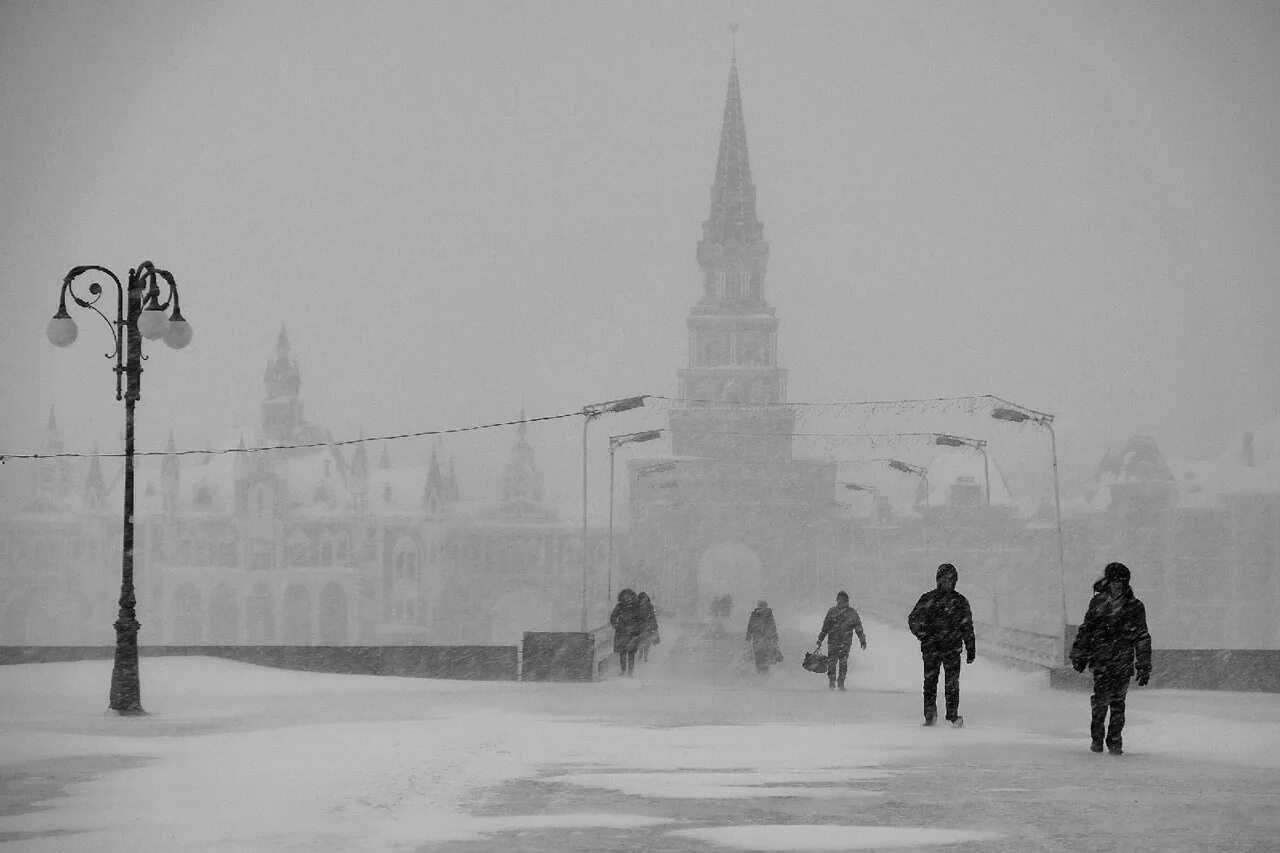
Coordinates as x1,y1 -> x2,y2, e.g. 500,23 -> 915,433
2,1 -> 1278,499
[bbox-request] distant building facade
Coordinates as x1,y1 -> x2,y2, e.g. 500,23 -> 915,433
0,327 -> 600,646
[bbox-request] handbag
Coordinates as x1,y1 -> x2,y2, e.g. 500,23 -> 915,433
802,644 -> 828,674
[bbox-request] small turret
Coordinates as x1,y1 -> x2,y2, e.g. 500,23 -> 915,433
161,430 -> 180,516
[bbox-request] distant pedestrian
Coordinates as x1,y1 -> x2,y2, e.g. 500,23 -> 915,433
1069,562 -> 1152,755
636,591 -> 660,662
746,600 -> 783,675
816,591 -> 867,691
908,564 -> 976,727
610,588 -> 644,676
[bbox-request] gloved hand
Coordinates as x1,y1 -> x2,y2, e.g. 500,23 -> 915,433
966,650 -> 976,665
1071,659 -> 1086,673
860,639 -> 867,651
1136,671 -> 1150,686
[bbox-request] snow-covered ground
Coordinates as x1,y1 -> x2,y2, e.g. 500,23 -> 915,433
2,616 -> 1278,852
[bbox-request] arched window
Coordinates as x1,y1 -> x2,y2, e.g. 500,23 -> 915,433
318,583 -> 349,644
246,585 -> 274,643
390,537 -> 421,625
283,585 -> 311,644
726,270 -> 742,300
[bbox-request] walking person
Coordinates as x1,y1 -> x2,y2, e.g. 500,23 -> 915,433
1069,562 -> 1152,755
636,591 -> 660,663
746,600 -> 782,675
908,563 -> 976,727
610,588 -> 644,676
816,591 -> 867,691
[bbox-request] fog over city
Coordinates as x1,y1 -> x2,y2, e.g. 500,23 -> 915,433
2,3 -> 1279,852
2,2 -> 1278,474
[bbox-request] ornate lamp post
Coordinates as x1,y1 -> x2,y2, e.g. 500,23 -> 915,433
47,262 -> 193,715
607,429 -> 663,604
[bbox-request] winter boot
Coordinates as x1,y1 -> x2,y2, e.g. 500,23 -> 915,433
950,716 -> 964,729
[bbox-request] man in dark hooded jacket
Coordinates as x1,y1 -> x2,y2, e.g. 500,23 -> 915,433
816,591 -> 867,691
1069,562 -> 1152,755
610,588 -> 644,676
908,563 -> 976,727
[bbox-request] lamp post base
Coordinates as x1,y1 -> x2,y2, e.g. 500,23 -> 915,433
108,617 -> 146,716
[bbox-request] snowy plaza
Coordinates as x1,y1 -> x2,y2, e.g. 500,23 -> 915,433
2,616 -> 1278,852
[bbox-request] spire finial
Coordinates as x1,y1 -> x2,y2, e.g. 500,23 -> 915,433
729,21 -> 739,65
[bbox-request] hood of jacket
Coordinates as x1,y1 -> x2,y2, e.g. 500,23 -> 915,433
935,563 -> 958,589
1092,575 -> 1135,599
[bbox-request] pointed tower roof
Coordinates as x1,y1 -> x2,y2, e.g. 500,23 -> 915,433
264,323 -> 301,394
445,458 -> 460,502
85,443 -> 105,504
40,406 -> 65,455
162,429 -> 179,474
350,429 -> 369,476
424,438 -> 445,504
703,57 -> 763,246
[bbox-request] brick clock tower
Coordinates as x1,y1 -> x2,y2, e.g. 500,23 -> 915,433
628,57 -> 846,617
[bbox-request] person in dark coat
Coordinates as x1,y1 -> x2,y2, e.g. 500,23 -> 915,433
816,591 -> 867,691
908,563 -> 976,727
610,588 -> 644,676
1069,562 -> 1152,755
636,591 -> 660,662
746,600 -> 783,675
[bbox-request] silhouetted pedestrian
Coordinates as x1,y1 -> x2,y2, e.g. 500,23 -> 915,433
908,564 -> 975,727
816,591 -> 867,691
1069,562 -> 1152,755
610,588 -> 644,676
636,591 -> 660,662
746,600 -> 782,675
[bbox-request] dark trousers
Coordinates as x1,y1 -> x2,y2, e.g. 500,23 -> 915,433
619,649 -> 637,676
923,650 -> 962,721
1091,665 -> 1131,749
827,652 -> 849,687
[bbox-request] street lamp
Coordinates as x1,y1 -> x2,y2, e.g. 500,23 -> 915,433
886,459 -> 930,562
934,434 -> 990,505
607,429 -> 663,604
580,395 -> 646,630
47,262 -> 193,715
991,404 -> 1066,638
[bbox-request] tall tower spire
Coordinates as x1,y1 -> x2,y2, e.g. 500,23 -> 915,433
261,322 -> 304,443
704,44 -> 761,247
672,53 -> 793,461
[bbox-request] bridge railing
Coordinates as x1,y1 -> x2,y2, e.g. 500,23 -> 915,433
857,597 -> 1062,670
589,624 -> 615,679
973,622 -> 1063,670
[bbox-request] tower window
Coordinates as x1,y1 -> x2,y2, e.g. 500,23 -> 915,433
727,271 -> 742,300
